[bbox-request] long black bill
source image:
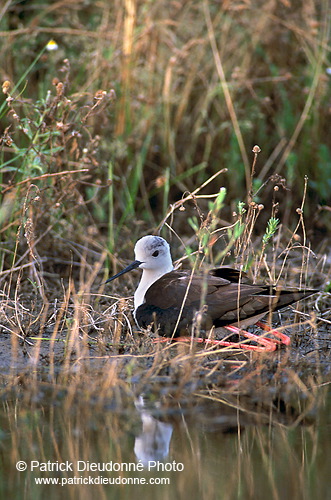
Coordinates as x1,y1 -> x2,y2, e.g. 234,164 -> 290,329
105,260 -> 143,284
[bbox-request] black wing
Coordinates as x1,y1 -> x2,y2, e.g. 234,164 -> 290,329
136,268 -> 316,336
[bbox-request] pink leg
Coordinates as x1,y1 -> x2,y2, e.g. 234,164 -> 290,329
153,327 -> 277,352
153,337 -> 275,352
224,325 -> 277,351
152,322 -> 290,352
255,321 -> 291,346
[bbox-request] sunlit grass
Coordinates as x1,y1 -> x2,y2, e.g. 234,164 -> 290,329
1,0 -> 330,228
0,1 -> 330,498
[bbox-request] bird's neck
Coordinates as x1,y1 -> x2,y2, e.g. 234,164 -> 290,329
134,266 -> 173,310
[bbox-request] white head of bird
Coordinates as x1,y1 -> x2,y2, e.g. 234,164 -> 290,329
133,236 -> 174,308
106,235 -> 174,310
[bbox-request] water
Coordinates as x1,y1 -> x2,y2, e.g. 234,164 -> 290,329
1,385 -> 330,500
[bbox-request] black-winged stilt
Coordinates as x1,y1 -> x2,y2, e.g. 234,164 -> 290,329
106,235 -> 316,351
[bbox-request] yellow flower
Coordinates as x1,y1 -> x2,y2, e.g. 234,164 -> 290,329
46,39 -> 58,51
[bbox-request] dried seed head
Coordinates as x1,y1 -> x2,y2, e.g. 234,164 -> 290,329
94,90 -> 107,100
8,109 -> 19,120
2,80 -> 11,94
56,82 -> 64,96
87,226 -> 98,236
155,175 -> 166,188
24,218 -> 35,241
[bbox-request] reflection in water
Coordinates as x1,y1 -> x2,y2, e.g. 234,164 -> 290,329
0,383 -> 330,500
134,396 -> 173,465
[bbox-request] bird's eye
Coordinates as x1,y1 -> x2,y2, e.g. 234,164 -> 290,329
152,250 -> 159,257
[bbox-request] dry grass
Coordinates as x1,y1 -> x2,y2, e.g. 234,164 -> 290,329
0,2 -> 330,497
0,164 -> 329,401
